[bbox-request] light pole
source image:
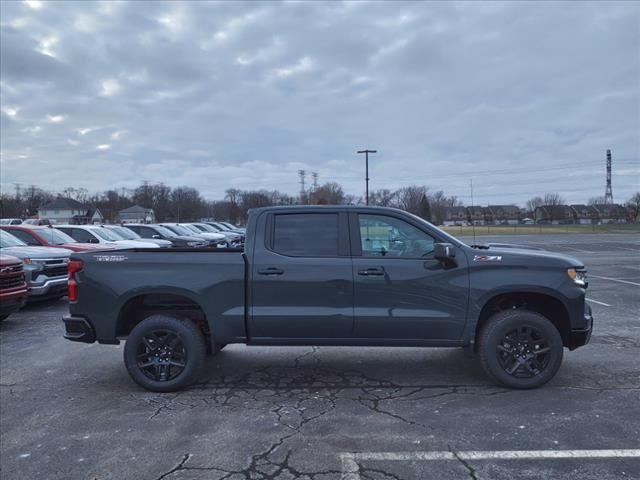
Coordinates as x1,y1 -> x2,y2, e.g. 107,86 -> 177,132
357,149 -> 377,205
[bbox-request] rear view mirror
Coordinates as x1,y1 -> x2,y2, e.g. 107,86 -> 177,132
434,243 -> 456,260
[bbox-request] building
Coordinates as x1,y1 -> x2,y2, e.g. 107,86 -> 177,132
441,206 -> 468,226
534,205 -> 575,224
592,204 -> 627,224
117,205 -> 156,224
488,205 -> 520,225
569,205 -> 598,225
38,197 -> 103,225
467,206 -> 492,225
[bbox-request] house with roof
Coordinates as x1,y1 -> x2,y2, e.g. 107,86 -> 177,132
592,204 -> 627,224
534,205 -> 575,224
569,205 -> 599,225
441,206 -> 468,226
488,205 -> 520,225
38,197 -> 104,225
117,205 -> 156,224
467,206 -> 492,225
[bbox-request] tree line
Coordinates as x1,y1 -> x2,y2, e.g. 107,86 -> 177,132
1,182 -> 639,225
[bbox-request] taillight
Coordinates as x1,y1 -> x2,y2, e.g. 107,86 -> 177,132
68,259 -> 83,302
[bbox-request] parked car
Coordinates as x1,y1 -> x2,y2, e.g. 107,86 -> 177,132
63,205 -> 592,392
219,221 -> 246,234
178,223 -> 229,247
0,230 -> 71,301
103,225 -> 173,248
0,225 -> 116,252
0,254 -> 29,321
125,224 -> 208,248
56,225 -> 160,249
23,218 -> 52,226
191,223 -> 242,247
156,223 -> 214,246
0,218 -> 23,225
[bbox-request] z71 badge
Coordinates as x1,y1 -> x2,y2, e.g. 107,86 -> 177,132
473,255 -> 502,262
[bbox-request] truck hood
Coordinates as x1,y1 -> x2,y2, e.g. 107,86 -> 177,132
468,244 -> 583,269
0,246 -> 73,259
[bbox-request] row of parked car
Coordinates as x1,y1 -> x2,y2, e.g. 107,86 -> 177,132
0,221 -> 245,322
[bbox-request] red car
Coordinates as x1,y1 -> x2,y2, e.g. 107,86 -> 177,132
0,225 -> 115,252
0,254 -> 28,321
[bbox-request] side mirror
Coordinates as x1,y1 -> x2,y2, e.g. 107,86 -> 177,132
88,237 -> 99,244
434,243 -> 456,260
152,234 -> 161,239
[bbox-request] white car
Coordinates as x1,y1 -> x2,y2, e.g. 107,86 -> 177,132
56,225 -> 160,249
103,225 -> 173,248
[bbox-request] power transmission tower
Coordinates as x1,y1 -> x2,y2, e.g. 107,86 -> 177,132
13,183 -> 22,200
298,170 -> 307,199
312,172 -> 319,191
604,149 -> 613,204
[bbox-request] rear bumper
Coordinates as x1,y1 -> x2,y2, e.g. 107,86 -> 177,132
568,303 -> 593,350
63,315 -> 96,343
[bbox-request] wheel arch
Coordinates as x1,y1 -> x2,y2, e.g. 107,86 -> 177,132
116,288 -> 215,351
474,290 -> 572,349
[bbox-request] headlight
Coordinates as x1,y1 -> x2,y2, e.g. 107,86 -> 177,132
567,268 -> 587,287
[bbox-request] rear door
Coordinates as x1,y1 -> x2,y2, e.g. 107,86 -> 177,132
351,212 -> 469,341
248,210 -> 353,340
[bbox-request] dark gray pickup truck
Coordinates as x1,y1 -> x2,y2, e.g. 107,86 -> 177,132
63,206 -> 593,392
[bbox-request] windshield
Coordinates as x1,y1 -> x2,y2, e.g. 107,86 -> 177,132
214,222 -> 231,231
154,226 -> 177,238
165,224 -> 193,236
0,230 -> 27,247
182,224 -> 202,234
92,228 -> 121,242
194,223 -> 216,233
38,228 -> 77,245
206,223 -> 224,232
112,226 -> 140,240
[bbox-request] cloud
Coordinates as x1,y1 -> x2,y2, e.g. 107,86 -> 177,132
0,1 -> 638,204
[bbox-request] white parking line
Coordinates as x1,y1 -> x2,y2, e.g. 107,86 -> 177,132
589,275 -> 640,287
341,449 -> 640,479
586,298 -> 612,307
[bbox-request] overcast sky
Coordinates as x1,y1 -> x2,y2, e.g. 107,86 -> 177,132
1,0 -> 639,205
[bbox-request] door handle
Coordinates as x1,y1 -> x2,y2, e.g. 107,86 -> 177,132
358,268 -> 384,276
257,267 -> 284,276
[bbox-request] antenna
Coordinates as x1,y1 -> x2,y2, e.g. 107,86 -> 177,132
470,179 -> 477,246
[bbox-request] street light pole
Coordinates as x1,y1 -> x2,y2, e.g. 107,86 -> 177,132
357,149 -> 377,205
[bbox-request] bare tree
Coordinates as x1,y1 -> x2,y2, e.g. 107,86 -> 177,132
308,182 -> 345,205
588,196 -> 606,205
626,192 -> 640,222
542,193 -> 566,223
392,186 -> 429,214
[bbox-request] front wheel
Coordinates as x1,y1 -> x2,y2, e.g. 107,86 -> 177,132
124,314 -> 206,392
478,310 -> 564,389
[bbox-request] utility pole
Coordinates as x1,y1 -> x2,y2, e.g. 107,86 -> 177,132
357,149 -> 377,205
604,149 -> 613,204
298,170 -> 307,203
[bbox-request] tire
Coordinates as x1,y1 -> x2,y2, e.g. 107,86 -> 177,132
124,314 -> 206,392
478,309 -> 564,389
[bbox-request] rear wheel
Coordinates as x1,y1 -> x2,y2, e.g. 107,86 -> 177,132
124,314 -> 206,392
478,310 -> 563,389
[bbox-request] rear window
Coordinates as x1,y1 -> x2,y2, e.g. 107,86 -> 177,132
272,213 -> 338,256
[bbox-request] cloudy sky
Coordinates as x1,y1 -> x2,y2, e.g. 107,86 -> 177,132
1,0 -> 638,205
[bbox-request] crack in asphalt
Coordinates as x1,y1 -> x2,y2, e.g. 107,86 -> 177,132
450,446 -> 479,480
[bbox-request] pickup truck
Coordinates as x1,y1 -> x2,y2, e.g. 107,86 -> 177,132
0,254 -> 28,321
63,206 -> 593,392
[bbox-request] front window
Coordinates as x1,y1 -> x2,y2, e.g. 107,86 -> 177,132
92,228 -> 121,241
358,214 -> 435,258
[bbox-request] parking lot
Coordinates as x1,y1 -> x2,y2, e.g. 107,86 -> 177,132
1,233 -> 639,480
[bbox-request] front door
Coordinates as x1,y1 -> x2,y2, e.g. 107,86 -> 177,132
351,213 -> 469,341
249,211 -> 354,340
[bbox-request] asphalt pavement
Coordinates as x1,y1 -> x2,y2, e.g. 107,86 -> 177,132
1,233 -> 639,479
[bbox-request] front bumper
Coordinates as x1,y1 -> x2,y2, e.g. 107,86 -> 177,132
63,315 -> 96,343
0,288 -> 28,316
28,276 -> 68,298
568,303 -> 593,350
